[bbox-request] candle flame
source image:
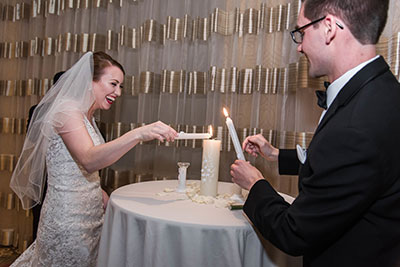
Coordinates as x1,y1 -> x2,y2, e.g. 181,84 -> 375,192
223,107 -> 229,117
208,125 -> 213,136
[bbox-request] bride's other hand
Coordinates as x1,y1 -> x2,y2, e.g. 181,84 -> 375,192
134,121 -> 178,143
102,189 -> 109,210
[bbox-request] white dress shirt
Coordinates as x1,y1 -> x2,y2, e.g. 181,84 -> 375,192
319,55 -> 380,123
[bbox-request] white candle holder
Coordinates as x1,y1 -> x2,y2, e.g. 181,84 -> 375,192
176,162 -> 190,193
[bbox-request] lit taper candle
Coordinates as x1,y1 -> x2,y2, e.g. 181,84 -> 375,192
223,108 -> 245,160
223,108 -> 244,198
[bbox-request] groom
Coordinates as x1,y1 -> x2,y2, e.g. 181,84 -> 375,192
230,0 -> 400,266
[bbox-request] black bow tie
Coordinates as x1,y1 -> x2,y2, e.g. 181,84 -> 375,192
315,81 -> 331,109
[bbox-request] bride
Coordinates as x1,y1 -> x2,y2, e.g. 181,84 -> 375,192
10,51 -> 177,266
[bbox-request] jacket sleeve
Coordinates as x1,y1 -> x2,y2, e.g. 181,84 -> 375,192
278,149 -> 299,175
27,105 -> 37,131
244,127 -> 383,256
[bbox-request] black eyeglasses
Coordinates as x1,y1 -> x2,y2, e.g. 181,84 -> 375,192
290,16 -> 344,44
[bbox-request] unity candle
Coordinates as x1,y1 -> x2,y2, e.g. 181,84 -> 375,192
200,128 -> 221,197
223,108 -> 244,197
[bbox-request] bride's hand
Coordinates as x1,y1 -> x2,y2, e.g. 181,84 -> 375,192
102,189 -> 109,210
134,121 -> 177,143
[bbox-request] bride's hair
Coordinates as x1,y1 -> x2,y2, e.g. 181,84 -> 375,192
93,51 -> 125,82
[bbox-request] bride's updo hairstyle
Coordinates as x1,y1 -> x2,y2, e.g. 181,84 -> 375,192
92,51 -> 125,82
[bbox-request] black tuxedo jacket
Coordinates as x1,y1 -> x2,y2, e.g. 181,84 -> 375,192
244,57 -> 400,267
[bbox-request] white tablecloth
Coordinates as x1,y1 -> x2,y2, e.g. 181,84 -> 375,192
97,180 -> 302,267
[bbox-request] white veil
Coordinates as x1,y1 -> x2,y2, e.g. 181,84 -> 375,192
10,52 -> 95,210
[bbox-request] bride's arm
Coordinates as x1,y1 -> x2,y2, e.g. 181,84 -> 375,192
58,117 -> 177,173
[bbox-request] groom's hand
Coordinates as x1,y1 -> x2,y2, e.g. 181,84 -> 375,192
230,160 -> 264,190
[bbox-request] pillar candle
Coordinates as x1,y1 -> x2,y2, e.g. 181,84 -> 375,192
200,139 -> 221,197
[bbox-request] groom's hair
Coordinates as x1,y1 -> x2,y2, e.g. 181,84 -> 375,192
302,0 -> 388,45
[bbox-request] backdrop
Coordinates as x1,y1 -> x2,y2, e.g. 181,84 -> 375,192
0,0 -> 399,254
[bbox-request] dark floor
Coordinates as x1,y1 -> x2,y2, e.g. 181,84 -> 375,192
0,246 -> 19,267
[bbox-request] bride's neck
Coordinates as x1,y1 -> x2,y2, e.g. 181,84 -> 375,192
87,104 -> 96,121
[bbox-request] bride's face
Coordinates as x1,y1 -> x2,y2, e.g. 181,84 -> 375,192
92,65 -> 124,111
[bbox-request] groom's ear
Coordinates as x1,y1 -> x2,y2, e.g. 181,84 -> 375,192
324,15 -> 339,45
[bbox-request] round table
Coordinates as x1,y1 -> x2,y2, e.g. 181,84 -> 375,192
97,180 -> 301,267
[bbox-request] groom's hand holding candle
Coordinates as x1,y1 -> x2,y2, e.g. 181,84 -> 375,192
231,133 -> 278,191
230,160 -> 264,191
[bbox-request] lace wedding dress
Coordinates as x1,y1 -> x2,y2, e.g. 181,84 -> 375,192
11,117 -> 105,267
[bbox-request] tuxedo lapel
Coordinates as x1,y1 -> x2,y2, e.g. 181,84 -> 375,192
314,57 -> 389,136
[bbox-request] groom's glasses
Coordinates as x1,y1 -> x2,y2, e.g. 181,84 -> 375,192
290,16 -> 344,44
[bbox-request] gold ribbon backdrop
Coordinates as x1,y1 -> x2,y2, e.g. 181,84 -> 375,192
1,0 -> 399,252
